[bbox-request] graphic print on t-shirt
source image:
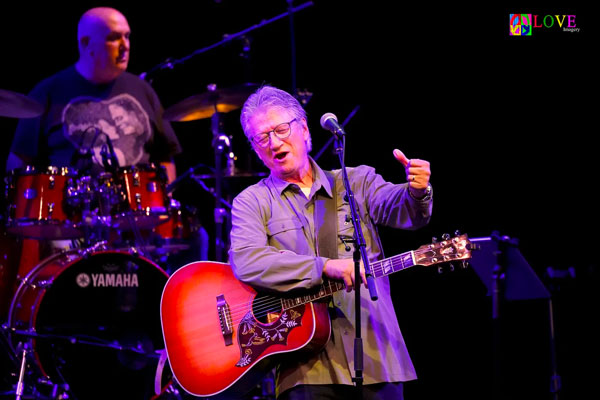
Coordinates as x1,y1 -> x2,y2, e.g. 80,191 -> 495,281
62,94 -> 151,167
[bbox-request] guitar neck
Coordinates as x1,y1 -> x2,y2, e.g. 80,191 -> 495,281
281,251 -> 414,311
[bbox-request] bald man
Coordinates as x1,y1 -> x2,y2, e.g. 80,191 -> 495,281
7,7 -> 180,182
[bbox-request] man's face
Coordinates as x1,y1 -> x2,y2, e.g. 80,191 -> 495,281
109,103 -> 139,135
88,11 -> 130,79
248,107 -> 310,181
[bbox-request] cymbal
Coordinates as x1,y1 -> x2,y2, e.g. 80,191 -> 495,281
0,88 -> 44,118
164,83 -> 259,122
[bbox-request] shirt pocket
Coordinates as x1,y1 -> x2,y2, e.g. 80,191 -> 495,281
266,217 -> 308,254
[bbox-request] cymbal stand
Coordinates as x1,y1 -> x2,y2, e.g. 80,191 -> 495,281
211,110 -> 233,262
287,0 -> 297,97
12,340 -> 61,400
14,342 -> 29,400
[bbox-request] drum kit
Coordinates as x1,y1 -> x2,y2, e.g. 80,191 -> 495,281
0,86 -> 268,399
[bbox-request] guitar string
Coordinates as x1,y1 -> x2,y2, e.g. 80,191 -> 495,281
226,247 -> 464,319
178,247 -> 468,329
225,249 -> 446,319
226,245 -> 468,319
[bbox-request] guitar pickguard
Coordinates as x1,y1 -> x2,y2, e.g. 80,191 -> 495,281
235,305 -> 304,367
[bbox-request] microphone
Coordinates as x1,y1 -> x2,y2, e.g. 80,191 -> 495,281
320,113 -> 346,138
104,133 -> 120,169
100,144 -> 111,170
93,128 -> 119,171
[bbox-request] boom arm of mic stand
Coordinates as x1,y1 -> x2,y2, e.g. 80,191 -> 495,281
140,2 -> 314,81
189,173 -> 232,210
165,163 -> 210,193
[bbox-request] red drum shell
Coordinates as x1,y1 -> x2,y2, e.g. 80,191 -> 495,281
111,164 -> 170,230
7,248 -> 172,399
5,166 -> 82,238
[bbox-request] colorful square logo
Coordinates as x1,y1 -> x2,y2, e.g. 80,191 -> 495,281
510,14 -> 532,36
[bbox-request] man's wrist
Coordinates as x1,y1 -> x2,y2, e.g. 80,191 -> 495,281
408,184 -> 432,201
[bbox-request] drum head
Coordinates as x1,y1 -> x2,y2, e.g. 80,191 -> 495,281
28,251 -> 169,399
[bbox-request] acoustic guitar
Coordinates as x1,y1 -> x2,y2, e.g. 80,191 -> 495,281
160,234 -> 472,398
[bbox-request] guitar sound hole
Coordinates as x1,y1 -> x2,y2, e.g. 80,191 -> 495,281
252,294 -> 282,324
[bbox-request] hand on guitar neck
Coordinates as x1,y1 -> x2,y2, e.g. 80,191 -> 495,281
323,258 -> 367,292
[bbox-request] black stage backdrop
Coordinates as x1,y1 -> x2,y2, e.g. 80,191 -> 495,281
0,2 -> 595,399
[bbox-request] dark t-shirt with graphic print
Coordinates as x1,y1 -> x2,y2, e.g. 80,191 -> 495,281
10,66 -> 181,174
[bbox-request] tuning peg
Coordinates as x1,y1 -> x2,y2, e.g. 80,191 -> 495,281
432,236 -> 438,243
461,260 -> 469,269
442,233 -> 450,240
448,263 -> 455,272
454,230 -> 461,236
468,243 -> 480,251
437,266 -> 444,274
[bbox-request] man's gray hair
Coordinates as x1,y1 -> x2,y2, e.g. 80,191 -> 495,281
240,85 -> 308,139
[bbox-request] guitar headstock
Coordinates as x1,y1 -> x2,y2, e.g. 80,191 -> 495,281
414,232 -> 472,268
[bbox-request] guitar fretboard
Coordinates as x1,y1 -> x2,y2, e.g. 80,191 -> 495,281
281,251 -> 415,311
371,251 -> 416,278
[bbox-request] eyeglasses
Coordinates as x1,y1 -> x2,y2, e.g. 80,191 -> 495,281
250,119 -> 297,148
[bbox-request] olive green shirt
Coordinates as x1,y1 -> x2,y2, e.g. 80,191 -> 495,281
229,158 -> 432,395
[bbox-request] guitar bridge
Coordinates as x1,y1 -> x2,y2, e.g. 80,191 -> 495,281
216,294 -> 233,346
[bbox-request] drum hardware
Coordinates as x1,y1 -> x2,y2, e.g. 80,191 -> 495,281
86,239 -> 108,251
8,327 -> 162,355
109,164 -> 171,231
5,248 -> 172,399
15,341 -> 31,400
5,326 -> 162,400
4,166 -> 83,239
211,110 -> 232,262
0,329 -> 68,400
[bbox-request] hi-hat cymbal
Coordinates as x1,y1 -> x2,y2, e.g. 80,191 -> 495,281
0,88 -> 44,118
164,83 -> 259,122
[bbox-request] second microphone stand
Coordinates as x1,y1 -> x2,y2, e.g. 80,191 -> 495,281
331,127 -> 378,398
211,111 -> 235,262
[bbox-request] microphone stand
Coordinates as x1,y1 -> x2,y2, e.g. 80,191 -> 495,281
140,1 -> 314,82
211,111 -> 231,262
313,106 -> 360,162
287,0 -> 297,97
331,127 -> 378,398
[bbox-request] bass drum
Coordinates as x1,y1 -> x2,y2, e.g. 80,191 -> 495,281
7,248 -> 172,400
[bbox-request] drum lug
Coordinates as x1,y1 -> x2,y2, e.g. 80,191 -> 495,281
18,273 -> 53,289
128,247 -> 142,258
33,279 -> 54,289
80,240 -> 109,257
135,193 -> 142,209
146,181 -> 158,193
23,188 -> 37,200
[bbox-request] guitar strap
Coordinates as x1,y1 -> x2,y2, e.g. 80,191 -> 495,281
315,170 -> 339,260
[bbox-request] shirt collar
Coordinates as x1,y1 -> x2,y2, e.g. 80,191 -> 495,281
267,157 -> 333,198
